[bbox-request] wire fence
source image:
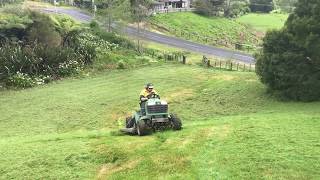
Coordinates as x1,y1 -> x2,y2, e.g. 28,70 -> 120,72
150,19 -> 262,52
144,49 -> 255,72
151,8 -> 196,14
201,55 -> 255,72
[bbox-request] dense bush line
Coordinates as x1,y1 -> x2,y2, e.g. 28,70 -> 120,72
0,9 -> 123,88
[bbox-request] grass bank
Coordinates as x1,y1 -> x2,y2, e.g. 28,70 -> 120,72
236,13 -> 289,32
149,12 -> 260,50
0,64 -> 319,179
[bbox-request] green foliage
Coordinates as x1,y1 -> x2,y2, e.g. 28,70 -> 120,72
195,0 -> 225,16
150,12 -> 259,48
117,60 -> 126,69
92,29 -> 135,49
27,12 -> 62,47
0,11 -> 113,88
194,0 -> 250,17
224,0 -> 250,17
249,0 -> 274,12
256,0 -> 320,101
0,42 -> 85,86
0,0 -> 23,6
273,0 -> 297,12
7,72 -> 36,88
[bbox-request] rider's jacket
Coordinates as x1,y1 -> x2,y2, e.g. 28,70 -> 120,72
139,89 -> 159,101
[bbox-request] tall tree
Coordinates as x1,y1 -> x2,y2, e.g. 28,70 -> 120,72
256,0 -> 320,101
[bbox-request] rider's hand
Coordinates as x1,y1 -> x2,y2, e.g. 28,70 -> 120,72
141,97 -> 148,101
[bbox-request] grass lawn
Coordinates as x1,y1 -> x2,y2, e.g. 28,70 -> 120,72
236,13 -> 289,32
0,64 -> 319,179
149,12 -> 260,49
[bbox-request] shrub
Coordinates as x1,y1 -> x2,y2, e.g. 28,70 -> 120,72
91,26 -> 135,49
7,72 -> 35,88
58,59 -> 84,77
117,60 -> 126,69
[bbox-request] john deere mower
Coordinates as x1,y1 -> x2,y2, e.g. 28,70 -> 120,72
121,94 -> 182,136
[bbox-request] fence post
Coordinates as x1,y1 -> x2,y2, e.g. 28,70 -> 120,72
219,61 -> 222,69
182,55 -> 186,64
230,62 -> 233,71
214,61 -> 217,67
207,60 -> 210,67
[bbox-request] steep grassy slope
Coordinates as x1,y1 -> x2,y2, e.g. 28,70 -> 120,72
0,64 -> 319,179
150,12 -> 260,49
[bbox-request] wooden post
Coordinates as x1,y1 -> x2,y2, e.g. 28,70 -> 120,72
182,55 -> 186,64
207,60 -> 210,67
219,61 -> 222,69
214,61 -> 217,67
230,62 -> 233,70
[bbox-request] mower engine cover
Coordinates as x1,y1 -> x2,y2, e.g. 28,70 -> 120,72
146,98 -> 168,115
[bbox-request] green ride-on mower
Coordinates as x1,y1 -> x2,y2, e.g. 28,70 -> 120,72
121,94 -> 182,136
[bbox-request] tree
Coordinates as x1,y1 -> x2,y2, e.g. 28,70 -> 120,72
130,0 -> 151,53
273,0 -> 297,12
249,0 -> 273,12
256,0 -> 320,101
195,0 -> 250,17
224,0 -> 250,17
94,0 -> 130,32
195,0 -> 225,16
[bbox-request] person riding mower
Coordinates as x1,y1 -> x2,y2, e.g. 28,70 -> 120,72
121,83 -> 182,136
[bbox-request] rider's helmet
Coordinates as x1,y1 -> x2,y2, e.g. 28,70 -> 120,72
145,83 -> 154,90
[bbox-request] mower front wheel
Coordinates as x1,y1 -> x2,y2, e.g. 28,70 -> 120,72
170,114 -> 182,130
137,120 -> 151,136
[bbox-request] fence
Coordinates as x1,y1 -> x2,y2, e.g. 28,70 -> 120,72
145,49 -> 255,72
201,55 -> 255,72
145,49 -> 187,64
150,20 -> 262,52
152,8 -> 196,14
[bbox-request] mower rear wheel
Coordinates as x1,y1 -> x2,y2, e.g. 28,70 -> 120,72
170,114 -> 182,130
126,116 -> 135,128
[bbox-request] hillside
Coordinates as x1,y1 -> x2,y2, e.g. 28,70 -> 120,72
149,12 -> 261,50
1,64 -> 319,179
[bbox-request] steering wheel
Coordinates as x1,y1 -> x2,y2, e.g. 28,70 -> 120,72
148,93 -> 159,99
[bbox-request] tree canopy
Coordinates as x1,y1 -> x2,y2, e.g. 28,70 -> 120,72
256,0 -> 320,101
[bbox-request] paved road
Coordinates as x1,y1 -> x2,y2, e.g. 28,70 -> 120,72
42,7 -> 255,63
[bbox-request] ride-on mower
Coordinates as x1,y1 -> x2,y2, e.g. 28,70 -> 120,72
121,94 -> 182,136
